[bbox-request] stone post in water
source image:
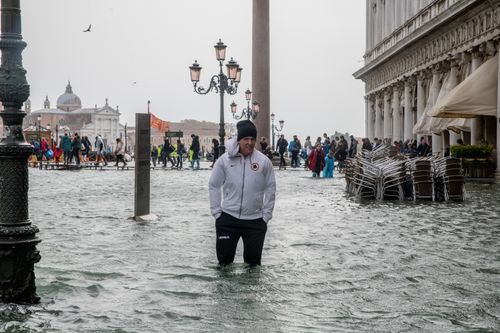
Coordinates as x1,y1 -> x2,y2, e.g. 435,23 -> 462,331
0,0 -> 41,303
134,112 -> 155,221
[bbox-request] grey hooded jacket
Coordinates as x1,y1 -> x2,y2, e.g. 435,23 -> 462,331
209,137 -> 276,222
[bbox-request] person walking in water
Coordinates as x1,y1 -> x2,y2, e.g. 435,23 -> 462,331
95,134 -> 108,166
114,138 -> 127,168
176,139 -> 185,169
61,133 -> 72,165
308,143 -> 325,178
190,134 -> 201,170
71,133 -> 82,166
210,138 -> 219,168
209,120 -> 276,266
276,134 -> 288,170
323,151 -> 335,178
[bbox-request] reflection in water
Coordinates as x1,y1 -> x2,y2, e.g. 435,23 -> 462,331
0,168 -> 499,332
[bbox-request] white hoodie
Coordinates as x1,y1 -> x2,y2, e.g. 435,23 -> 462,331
209,137 -> 276,222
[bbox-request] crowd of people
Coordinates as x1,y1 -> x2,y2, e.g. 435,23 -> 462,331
252,133 -> 357,178
206,133 -> 438,178
150,132 -> 360,176
150,135 -> 204,170
361,136 -> 437,157
30,133 -> 126,167
30,129 -> 440,176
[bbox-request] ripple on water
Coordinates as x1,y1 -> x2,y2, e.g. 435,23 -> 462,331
4,167 -> 497,332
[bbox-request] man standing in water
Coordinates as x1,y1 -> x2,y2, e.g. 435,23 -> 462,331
209,120 -> 276,266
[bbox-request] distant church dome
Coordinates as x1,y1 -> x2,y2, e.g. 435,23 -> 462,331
56,81 -> 82,111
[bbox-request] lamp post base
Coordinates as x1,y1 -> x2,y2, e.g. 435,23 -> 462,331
0,239 -> 41,304
219,144 -> 225,156
0,147 -> 41,304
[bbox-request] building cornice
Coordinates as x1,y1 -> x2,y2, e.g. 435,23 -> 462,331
354,0 -> 482,79
355,0 -> 500,95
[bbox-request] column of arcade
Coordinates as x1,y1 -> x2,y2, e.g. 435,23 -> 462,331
366,42 -> 498,155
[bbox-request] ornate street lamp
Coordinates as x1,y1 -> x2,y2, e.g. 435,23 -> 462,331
46,123 -> 51,146
230,88 -> 260,121
270,113 -> 284,151
0,0 -> 41,304
189,39 -> 241,155
37,114 -> 41,167
37,114 -> 41,145
124,123 -> 128,154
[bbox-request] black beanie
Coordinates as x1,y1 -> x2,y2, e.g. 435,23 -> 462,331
237,120 -> 257,141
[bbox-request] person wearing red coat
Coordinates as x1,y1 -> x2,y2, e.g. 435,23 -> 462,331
308,143 -> 325,178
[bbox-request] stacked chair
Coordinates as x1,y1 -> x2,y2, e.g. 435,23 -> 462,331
410,158 -> 434,201
344,147 -> 465,202
434,157 -> 465,201
345,146 -> 408,201
380,155 -> 408,200
348,158 -> 379,199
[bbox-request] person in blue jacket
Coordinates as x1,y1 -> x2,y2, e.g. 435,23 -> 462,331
323,151 -> 335,178
60,133 -> 72,165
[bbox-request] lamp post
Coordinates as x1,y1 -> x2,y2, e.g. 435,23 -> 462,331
46,123 -> 51,146
37,114 -> 41,146
55,124 -> 59,146
124,123 -> 128,154
37,114 -> 41,167
230,88 -> 260,121
270,113 -> 284,151
0,0 -> 41,304
190,39 -> 241,155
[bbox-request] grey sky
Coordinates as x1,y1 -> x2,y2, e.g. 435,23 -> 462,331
22,0 -> 366,140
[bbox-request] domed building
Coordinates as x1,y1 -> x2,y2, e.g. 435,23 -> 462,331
56,82 -> 82,111
24,82 -> 125,149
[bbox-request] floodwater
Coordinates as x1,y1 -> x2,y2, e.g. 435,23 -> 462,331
1,164 -> 499,332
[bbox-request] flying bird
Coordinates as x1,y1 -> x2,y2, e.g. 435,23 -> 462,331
83,24 -> 91,32
132,81 -> 137,85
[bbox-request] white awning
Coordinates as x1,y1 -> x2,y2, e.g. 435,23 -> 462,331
429,55 -> 498,118
413,70 -> 469,135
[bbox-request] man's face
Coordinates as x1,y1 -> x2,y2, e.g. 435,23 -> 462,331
239,136 -> 256,156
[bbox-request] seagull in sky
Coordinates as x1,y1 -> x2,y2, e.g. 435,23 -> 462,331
83,24 -> 91,32
132,81 -> 137,85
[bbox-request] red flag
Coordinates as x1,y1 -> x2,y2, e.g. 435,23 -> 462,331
150,113 -> 170,133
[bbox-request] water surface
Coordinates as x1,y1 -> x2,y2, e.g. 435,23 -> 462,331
1,166 -> 499,332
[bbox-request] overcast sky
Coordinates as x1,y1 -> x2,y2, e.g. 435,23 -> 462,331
22,0 -> 366,139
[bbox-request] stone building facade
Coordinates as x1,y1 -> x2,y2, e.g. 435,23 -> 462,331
148,119 -> 236,153
354,0 -> 500,178
9,82 -> 238,155
23,82 -> 124,149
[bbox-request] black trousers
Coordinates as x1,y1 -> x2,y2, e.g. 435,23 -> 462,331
115,154 -> 127,166
72,149 -> 80,165
279,152 -> 286,168
216,212 -> 267,266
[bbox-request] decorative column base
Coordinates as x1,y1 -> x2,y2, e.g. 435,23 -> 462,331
0,145 -> 41,304
0,239 -> 41,304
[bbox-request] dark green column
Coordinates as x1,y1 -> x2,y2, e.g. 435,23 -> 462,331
0,0 -> 41,304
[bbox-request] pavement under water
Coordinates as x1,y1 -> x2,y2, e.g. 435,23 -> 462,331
1,164 -> 499,332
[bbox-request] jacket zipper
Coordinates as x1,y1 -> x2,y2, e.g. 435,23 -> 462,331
239,155 -> 246,218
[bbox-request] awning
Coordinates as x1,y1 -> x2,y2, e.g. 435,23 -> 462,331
413,70 -> 469,135
429,55 -> 498,118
